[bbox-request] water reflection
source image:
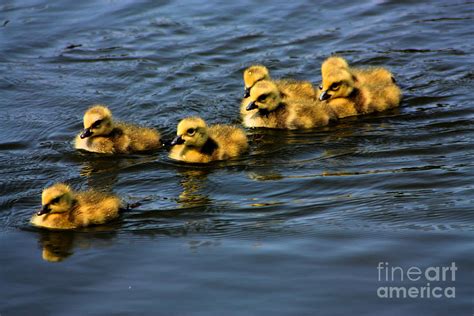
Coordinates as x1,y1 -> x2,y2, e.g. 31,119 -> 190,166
78,154 -> 158,190
247,171 -> 284,181
177,168 -> 212,208
35,228 -> 118,263
37,230 -> 75,262
79,159 -> 121,191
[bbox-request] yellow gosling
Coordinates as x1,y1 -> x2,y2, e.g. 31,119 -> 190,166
318,56 -> 401,118
241,80 -> 335,129
243,65 -> 317,100
169,117 -> 248,163
352,67 -> 395,85
74,105 -> 161,154
30,183 -> 122,230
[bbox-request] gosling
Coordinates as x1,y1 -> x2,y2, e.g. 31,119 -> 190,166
30,183 -> 122,230
241,80 -> 335,130
318,56 -> 401,118
74,105 -> 161,154
243,65 -> 317,101
169,117 -> 248,163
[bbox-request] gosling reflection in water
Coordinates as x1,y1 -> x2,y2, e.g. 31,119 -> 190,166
79,159 -> 121,192
79,155 -> 156,190
36,228 -> 117,262
177,169 -> 212,208
38,230 -> 74,262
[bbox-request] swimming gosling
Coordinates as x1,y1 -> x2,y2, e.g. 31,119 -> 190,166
241,80 -> 335,129
169,117 -> 248,163
30,183 -> 122,230
243,65 -> 317,101
74,105 -> 161,154
318,56 -> 401,118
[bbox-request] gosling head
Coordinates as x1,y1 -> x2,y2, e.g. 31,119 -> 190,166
245,80 -> 282,112
243,65 -> 270,98
170,117 -> 209,148
80,105 -> 114,139
38,183 -> 74,216
319,57 -> 356,101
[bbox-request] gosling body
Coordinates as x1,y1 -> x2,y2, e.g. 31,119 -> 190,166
74,105 -> 161,154
169,117 -> 248,163
241,80 -> 335,130
30,184 -> 122,230
318,56 -> 401,118
243,65 -> 317,101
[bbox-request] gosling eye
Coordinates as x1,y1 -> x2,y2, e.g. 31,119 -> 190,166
187,128 -> 195,135
50,196 -> 61,205
257,94 -> 269,102
319,85 -> 323,90
92,119 -> 103,129
330,82 -> 341,91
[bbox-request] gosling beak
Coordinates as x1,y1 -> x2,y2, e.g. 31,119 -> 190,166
243,87 -> 250,98
170,135 -> 185,146
246,101 -> 258,111
319,90 -> 331,101
37,205 -> 51,216
80,128 -> 93,139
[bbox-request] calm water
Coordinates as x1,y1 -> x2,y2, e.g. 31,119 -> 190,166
1,0 -> 473,315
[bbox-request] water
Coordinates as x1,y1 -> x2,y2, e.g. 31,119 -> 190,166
1,0 -> 473,314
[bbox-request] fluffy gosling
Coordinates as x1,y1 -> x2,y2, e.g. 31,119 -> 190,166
241,80 -> 335,129
30,183 -> 122,230
74,105 -> 161,154
169,117 -> 248,163
243,65 -> 317,101
318,56 -> 401,118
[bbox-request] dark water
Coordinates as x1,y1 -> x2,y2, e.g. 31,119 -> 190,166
1,0 -> 473,315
